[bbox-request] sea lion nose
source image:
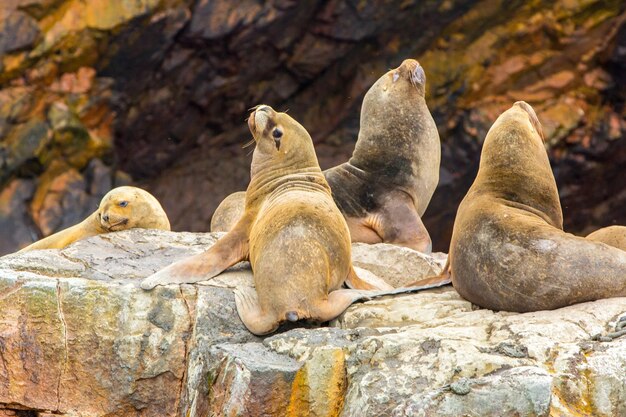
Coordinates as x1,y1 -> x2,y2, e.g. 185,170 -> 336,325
253,106 -> 272,132
102,214 -> 109,223
411,63 -> 425,86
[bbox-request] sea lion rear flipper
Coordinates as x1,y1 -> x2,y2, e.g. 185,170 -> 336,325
320,274 -> 454,321
140,219 -> 250,290
234,286 -> 279,335
346,267 -> 394,291
370,192 -> 432,253
404,259 -> 452,288
314,289 -> 377,322
346,264 -> 452,299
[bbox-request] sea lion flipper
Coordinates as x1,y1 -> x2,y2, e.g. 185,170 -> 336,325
347,267 -> 394,291
370,192 -> 432,254
234,286 -> 279,335
315,289 -> 376,322
140,221 -> 249,290
404,259 -> 452,289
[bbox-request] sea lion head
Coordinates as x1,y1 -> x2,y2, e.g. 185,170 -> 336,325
248,105 -> 318,167
474,101 -> 562,229
482,101 -> 546,160
512,100 -> 545,142
376,59 -> 426,98
350,58 -> 438,188
98,186 -> 171,232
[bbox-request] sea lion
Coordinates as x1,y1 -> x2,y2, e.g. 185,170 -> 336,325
443,101 -> 626,312
210,191 -> 245,233
586,226 -> 626,251
140,105 -> 393,335
211,59 -> 440,253
19,186 -> 170,251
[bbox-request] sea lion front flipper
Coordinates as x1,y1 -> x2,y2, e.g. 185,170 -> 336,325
370,191 -> 432,254
346,267 -> 394,291
140,219 -> 250,290
234,286 -> 279,335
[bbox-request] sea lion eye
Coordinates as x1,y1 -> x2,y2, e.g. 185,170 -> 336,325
119,201 -> 128,207
272,128 -> 283,139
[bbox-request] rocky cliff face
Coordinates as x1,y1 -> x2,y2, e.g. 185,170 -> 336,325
0,0 -> 625,255
0,230 -> 625,416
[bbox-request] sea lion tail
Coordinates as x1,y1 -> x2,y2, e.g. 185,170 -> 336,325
286,311 -> 299,322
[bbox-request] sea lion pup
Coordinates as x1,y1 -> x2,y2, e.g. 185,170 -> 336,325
211,59 -> 440,254
586,226 -> 626,251
444,101 -> 626,312
19,186 -> 170,252
141,105 -> 394,335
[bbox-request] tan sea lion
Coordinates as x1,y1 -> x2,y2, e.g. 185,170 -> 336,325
586,226 -> 626,251
210,191 -> 245,233
442,101 -> 626,312
211,59 -> 440,253
141,105 -> 394,335
19,186 -> 170,252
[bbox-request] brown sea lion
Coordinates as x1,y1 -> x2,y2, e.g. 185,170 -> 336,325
140,105 -> 394,335
586,226 -> 626,251
19,186 -> 170,252
443,101 -> 626,312
211,59 -> 440,253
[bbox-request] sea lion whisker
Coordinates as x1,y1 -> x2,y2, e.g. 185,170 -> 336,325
242,138 -> 256,149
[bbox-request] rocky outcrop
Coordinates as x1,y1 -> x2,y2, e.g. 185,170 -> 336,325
1,230 -> 625,416
0,1 -> 625,255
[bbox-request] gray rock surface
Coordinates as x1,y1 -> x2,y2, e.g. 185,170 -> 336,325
0,229 -> 625,416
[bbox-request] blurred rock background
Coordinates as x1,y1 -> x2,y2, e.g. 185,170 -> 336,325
0,0 -> 624,255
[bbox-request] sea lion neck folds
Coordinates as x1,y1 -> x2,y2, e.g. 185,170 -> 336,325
449,101 -> 626,312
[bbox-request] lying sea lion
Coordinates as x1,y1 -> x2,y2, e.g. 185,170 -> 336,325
445,101 -> 626,312
141,105 -> 393,335
586,226 -> 626,251
211,59 -> 440,253
19,186 -> 170,251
